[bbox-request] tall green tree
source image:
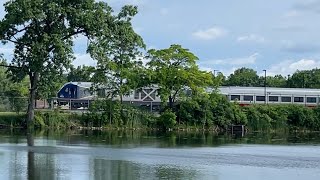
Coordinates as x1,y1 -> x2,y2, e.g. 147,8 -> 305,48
288,69 -> 320,89
225,67 -> 259,86
1,56 -> 29,112
67,65 -> 95,82
0,0 -> 132,127
0,57 -> 9,96
89,5 -> 145,102
147,44 -> 212,109
257,74 -> 287,88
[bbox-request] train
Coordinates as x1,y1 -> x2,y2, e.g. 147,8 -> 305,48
54,82 -> 161,110
220,86 -> 320,107
53,82 -> 320,110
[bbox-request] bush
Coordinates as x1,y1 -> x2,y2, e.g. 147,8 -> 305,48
0,112 -> 25,127
158,110 -> 176,130
34,110 -> 79,129
86,99 -> 156,128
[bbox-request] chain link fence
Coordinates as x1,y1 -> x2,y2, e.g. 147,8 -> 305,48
0,96 -> 161,113
0,96 -> 29,113
0,97 -> 51,113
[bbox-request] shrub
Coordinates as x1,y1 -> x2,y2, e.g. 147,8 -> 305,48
158,110 -> 176,130
0,112 -> 25,127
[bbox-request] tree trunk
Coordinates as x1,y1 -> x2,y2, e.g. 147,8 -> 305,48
27,72 -> 39,129
169,96 -> 174,109
120,93 -> 123,104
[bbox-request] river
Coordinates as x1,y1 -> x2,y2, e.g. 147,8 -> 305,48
0,130 -> 319,180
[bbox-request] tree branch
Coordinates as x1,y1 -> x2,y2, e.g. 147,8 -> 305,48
0,64 -> 23,69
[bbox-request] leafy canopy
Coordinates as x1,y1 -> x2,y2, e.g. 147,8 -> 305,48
147,44 -> 212,107
89,5 -> 145,99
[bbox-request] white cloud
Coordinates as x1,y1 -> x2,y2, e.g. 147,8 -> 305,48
198,53 -> 259,75
73,53 -> 96,67
267,59 -> 320,76
283,10 -> 301,18
201,53 -> 260,66
108,0 -> 145,6
281,40 -> 319,53
199,66 -> 249,77
294,0 -> 320,13
192,26 -> 227,40
237,34 -> 266,43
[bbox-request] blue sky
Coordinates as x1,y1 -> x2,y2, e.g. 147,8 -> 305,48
1,0 -> 320,76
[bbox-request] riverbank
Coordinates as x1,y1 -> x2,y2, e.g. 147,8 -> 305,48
1,103 -> 320,132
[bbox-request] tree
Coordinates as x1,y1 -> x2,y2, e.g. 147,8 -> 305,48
67,65 -> 95,82
288,69 -> 320,89
0,58 -> 9,96
258,74 -> 287,88
5,78 -> 29,114
89,5 -> 145,103
0,0 -> 132,128
225,67 -> 259,86
147,44 -> 212,109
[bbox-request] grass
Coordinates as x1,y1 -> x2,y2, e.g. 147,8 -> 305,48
0,112 -> 26,127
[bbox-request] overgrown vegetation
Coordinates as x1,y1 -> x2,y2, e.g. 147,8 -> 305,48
244,105 -> 320,131
1,1 -> 320,132
85,99 -> 156,129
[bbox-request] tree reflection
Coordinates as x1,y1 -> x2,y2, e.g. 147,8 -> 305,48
27,132 -> 35,180
92,159 -> 140,180
26,131 -> 56,180
154,165 -> 197,179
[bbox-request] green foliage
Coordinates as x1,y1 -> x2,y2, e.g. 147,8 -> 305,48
0,61 -> 29,113
89,5 -> 145,101
224,67 -> 259,87
86,99 -> 156,128
264,75 -> 287,87
230,102 -> 248,125
4,78 -> 29,113
244,104 -> 320,131
158,110 -> 176,130
0,112 -> 26,127
67,65 -> 95,82
287,69 -> 320,88
147,44 -> 213,109
0,0 -> 138,123
223,67 -> 320,89
176,92 -> 247,130
34,110 -> 80,129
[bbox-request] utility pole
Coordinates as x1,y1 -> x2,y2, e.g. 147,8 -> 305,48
213,69 -> 219,77
303,73 -> 305,88
263,70 -> 267,104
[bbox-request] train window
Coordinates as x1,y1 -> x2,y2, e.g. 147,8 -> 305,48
141,91 -> 147,99
243,96 -> 253,101
134,90 -> 140,99
256,96 -> 265,101
281,97 -> 291,102
294,97 -> 304,103
231,95 -> 240,101
307,97 -> 317,103
150,91 -> 156,99
268,96 -> 279,102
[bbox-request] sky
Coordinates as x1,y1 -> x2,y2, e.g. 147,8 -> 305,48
1,0 -> 320,77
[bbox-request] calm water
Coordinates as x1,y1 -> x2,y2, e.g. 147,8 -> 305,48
0,130 -> 320,180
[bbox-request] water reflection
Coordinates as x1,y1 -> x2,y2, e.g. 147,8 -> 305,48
0,130 -> 320,180
91,159 -> 139,180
